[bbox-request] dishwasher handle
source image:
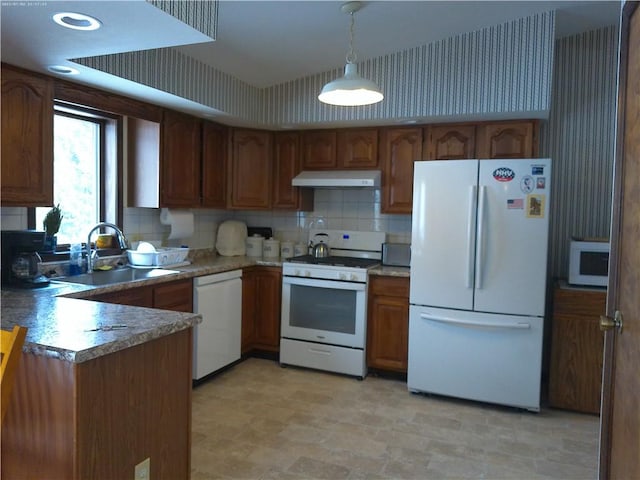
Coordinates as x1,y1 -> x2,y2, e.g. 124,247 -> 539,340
194,269 -> 242,286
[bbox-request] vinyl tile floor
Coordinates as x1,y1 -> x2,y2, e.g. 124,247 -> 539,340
191,358 -> 599,480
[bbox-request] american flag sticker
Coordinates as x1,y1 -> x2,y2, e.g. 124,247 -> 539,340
507,198 -> 524,209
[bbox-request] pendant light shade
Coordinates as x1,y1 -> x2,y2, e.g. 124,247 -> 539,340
318,63 -> 384,106
318,2 -> 383,107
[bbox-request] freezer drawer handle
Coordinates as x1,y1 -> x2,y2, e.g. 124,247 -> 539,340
420,313 -> 531,330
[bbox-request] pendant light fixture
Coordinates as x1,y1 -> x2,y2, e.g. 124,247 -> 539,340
318,1 -> 383,107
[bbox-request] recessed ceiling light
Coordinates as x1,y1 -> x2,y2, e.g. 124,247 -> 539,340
52,12 -> 101,31
48,65 -> 80,75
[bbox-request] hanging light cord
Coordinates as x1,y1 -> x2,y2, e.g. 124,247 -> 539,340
346,12 -> 357,64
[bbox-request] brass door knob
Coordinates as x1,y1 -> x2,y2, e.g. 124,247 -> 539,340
600,311 -> 623,333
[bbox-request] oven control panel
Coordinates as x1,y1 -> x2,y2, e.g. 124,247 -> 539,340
282,263 -> 368,283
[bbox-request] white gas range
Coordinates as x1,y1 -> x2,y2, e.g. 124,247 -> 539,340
280,230 -> 385,379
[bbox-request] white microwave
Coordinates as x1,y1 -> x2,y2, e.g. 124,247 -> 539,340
569,240 -> 610,287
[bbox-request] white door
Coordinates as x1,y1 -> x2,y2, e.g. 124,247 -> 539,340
474,159 -> 551,316
410,160 -> 478,309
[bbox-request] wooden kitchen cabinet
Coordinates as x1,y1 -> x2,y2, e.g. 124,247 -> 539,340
548,284 -> 606,414
1,64 -> 54,206
272,132 -> 313,210
242,267 -> 282,354
476,120 -> 538,159
161,110 -> 202,207
153,279 -> 193,312
228,129 -> 272,209
302,130 -> 337,169
1,329 -> 192,479
380,127 -> 423,214
424,124 -> 476,160
367,275 -> 410,373
337,128 -> 379,168
90,285 -> 154,308
90,279 -> 193,312
201,121 -> 228,208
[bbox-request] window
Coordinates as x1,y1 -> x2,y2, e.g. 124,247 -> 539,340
31,104 -> 121,246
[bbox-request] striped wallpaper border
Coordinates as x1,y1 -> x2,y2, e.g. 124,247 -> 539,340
74,11 -> 555,127
265,11 -> 555,126
146,0 -> 218,40
540,25 -> 619,278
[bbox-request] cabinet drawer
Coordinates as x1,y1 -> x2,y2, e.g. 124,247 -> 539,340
92,287 -> 153,308
553,288 -> 606,316
369,276 -> 409,297
154,279 -> 193,312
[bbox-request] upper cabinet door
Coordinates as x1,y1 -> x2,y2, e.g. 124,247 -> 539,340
337,128 -> 379,168
380,127 -> 423,214
1,66 -> 53,206
424,124 -> 476,160
161,110 -> 201,207
476,121 -> 538,159
201,121 -> 228,208
272,132 -> 313,211
302,130 -> 337,169
229,129 -> 272,209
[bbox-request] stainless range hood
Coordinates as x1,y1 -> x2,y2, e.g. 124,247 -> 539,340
292,170 -> 381,188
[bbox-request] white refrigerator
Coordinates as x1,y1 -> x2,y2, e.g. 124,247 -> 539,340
408,158 -> 551,411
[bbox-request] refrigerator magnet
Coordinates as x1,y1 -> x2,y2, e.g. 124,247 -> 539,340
536,177 -> 546,189
520,176 -> 534,193
507,198 -> 524,209
526,194 -> 545,218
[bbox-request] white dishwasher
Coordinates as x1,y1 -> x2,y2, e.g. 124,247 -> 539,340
193,269 -> 242,380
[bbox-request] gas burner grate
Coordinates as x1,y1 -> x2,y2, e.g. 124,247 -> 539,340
287,255 -> 379,269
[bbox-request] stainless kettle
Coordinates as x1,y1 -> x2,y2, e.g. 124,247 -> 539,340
311,233 -> 330,258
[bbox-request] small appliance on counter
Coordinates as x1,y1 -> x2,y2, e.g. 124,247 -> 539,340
382,243 -> 411,267
216,220 -> 247,256
1,230 -> 50,288
568,237 -> 610,287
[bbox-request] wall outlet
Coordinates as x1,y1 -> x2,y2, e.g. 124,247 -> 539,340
134,457 -> 150,480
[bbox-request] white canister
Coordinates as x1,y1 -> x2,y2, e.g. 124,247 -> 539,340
294,243 -> 307,256
263,238 -> 280,258
280,241 -> 293,259
246,234 -> 264,257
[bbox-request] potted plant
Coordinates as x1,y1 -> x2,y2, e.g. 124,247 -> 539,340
42,204 -> 63,252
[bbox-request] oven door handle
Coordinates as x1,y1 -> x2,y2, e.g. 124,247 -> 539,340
282,276 -> 366,291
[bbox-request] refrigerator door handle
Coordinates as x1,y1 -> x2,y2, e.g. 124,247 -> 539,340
420,313 -> 531,330
465,185 -> 478,289
475,185 -> 487,289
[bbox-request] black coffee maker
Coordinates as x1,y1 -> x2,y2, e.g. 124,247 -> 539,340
1,230 -> 50,288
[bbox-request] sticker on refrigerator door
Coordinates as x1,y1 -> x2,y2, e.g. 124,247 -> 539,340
520,176 -> 534,193
493,167 -> 515,182
507,198 -> 524,209
532,165 -> 545,175
536,177 -> 546,189
526,194 -> 546,218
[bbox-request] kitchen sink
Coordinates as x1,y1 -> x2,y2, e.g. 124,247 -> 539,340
54,267 -> 180,287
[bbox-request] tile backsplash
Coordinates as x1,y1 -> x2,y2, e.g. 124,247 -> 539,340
0,188 -> 412,250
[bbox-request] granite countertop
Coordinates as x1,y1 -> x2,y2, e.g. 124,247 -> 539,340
1,254 -> 408,363
369,265 -> 411,277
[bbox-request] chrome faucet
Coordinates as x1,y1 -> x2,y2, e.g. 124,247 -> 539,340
86,222 -> 129,272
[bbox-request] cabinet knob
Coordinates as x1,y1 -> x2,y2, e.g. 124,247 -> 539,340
600,311 -> 623,333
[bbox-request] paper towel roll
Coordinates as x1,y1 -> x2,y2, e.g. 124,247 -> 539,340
160,208 -> 194,240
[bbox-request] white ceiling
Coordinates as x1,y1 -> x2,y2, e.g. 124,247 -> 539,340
1,0 -> 621,118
